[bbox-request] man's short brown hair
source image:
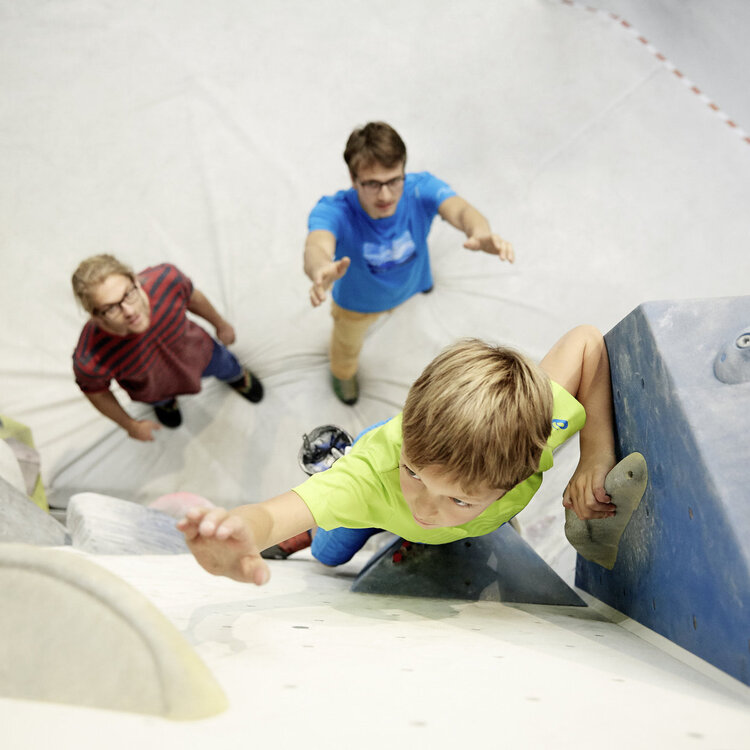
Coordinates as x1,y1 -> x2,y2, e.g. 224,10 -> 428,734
402,339 -> 554,492
71,254 -> 135,314
344,121 -> 407,179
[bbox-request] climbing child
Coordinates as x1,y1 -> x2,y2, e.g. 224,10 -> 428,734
179,325 -> 618,584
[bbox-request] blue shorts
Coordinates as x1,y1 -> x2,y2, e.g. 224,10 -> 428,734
311,527 -> 382,566
310,419 -> 391,566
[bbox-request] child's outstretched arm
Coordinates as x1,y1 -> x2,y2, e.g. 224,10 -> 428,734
177,491 -> 315,585
540,325 -> 617,521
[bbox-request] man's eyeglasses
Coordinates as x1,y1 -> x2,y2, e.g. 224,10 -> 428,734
94,283 -> 140,321
357,175 -> 405,194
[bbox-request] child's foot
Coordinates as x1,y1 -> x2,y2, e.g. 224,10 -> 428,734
229,368 -> 264,403
298,425 -> 353,475
331,373 -> 358,405
261,531 -> 312,560
564,452 -> 648,569
153,398 -> 182,428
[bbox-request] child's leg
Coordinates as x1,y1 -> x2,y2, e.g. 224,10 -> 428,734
311,527 -> 381,566
329,302 -> 383,379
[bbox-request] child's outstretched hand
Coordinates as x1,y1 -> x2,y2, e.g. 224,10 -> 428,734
562,454 -> 617,520
178,507 -> 270,585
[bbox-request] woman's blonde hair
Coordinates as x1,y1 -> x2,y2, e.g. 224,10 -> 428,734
402,339 -> 554,491
71,254 -> 135,313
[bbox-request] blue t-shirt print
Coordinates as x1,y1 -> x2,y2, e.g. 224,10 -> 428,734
362,230 -> 417,274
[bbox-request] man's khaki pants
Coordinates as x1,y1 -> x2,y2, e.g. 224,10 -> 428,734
329,300 -> 391,380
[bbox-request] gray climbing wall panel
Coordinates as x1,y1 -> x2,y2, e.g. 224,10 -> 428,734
352,524 -> 585,606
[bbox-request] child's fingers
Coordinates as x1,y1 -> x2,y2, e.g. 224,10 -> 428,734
564,477 -> 615,519
586,479 -> 615,517
585,501 -> 616,518
177,507 -> 214,539
177,518 -> 200,540
579,490 -> 616,518
184,506 -> 213,522
196,508 -> 233,537
214,514 -> 252,543
239,555 -> 271,586
592,486 -> 612,506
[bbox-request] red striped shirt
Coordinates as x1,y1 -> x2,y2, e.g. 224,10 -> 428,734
73,264 -> 214,404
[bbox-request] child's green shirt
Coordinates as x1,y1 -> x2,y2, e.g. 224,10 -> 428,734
293,381 -> 585,544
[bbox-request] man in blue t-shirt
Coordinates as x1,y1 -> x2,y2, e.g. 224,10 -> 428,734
304,121 -> 515,404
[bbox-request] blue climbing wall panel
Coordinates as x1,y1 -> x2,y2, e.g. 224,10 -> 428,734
576,296 -> 750,686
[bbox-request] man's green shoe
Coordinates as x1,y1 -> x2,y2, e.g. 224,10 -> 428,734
331,373 -> 359,405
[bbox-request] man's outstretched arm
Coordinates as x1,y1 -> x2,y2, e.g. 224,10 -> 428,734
304,230 -> 350,306
85,390 -> 161,442
438,195 -> 515,262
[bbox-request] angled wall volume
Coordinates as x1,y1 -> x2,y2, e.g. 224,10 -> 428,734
576,296 -> 750,685
352,524 -> 585,606
0,544 -> 228,719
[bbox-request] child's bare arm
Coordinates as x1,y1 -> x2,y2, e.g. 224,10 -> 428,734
177,491 -> 315,585
540,325 -> 617,520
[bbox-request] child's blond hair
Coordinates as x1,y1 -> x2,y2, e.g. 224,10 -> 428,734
71,254 -> 135,314
402,339 -> 553,491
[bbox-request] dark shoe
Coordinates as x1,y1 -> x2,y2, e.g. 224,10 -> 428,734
229,368 -> 264,403
153,398 -> 182,428
261,530 -> 312,560
331,373 -> 359,405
